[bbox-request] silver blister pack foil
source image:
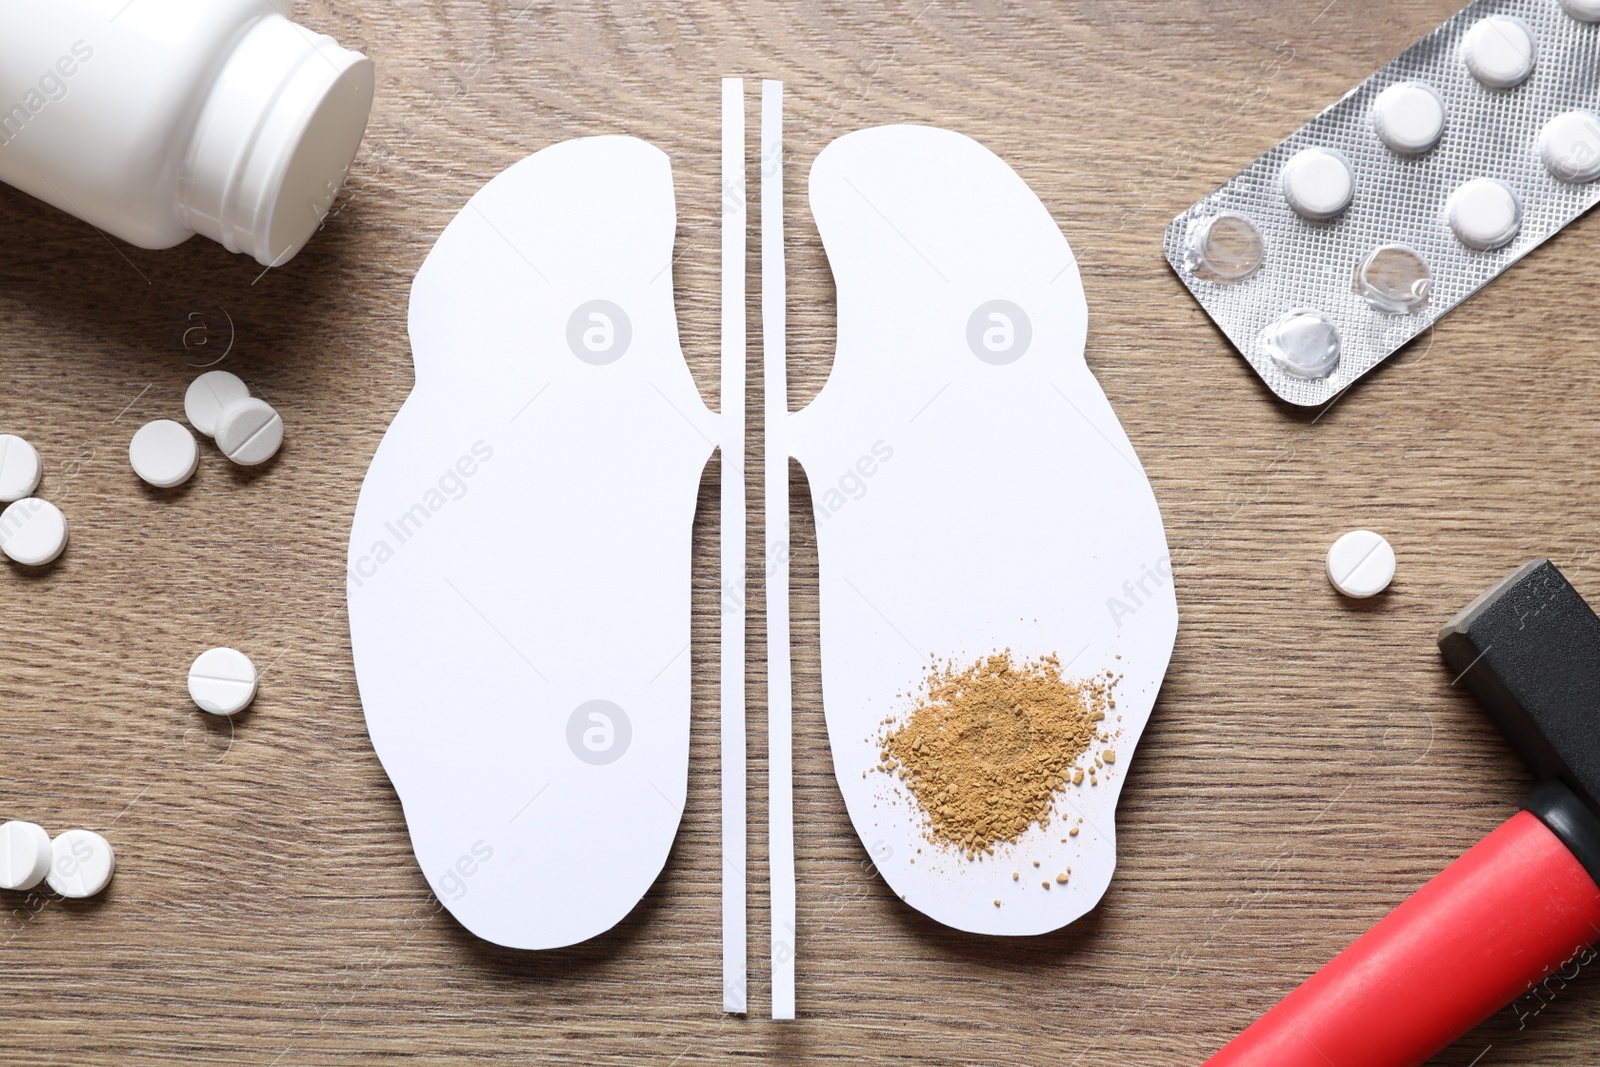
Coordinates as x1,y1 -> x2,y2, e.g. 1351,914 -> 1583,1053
1165,0 -> 1600,406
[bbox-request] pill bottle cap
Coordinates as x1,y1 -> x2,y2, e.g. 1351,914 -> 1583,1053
180,13 -> 374,268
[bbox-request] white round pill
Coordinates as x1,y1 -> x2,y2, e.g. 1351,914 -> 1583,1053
1327,530 -> 1396,598
214,397 -> 283,467
1559,0 -> 1600,23
0,821 -> 52,892
1372,81 -> 1446,155
1280,147 -> 1355,220
189,647 -> 258,717
1448,178 -> 1522,250
0,497 -> 68,567
1539,111 -> 1600,183
0,434 -> 43,503
184,370 -> 250,438
46,829 -> 115,899
1461,15 -> 1536,89
128,419 -> 199,489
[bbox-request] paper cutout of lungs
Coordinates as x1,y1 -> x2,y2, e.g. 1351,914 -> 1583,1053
794,125 -> 1178,935
347,136 -> 717,949
349,123 -> 1176,951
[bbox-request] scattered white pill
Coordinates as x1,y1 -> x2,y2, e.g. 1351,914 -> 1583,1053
0,821 -> 52,892
1281,147 -> 1355,220
1448,178 -> 1522,250
1461,15 -> 1536,89
184,370 -> 250,438
1372,81 -> 1446,155
0,434 -> 42,503
1539,111 -> 1600,183
214,398 -> 283,467
128,419 -> 199,489
0,497 -> 68,567
189,647 -> 258,717
46,829 -> 115,899
1559,0 -> 1600,23
1327,530 -> 1396,598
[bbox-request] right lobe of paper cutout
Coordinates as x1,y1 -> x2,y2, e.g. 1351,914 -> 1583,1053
794,125 -> 1179,936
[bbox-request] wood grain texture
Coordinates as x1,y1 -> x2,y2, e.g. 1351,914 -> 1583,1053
3,0 -> 1599,1063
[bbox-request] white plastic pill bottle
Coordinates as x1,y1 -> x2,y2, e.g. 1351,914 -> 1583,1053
0,0 -> 374,267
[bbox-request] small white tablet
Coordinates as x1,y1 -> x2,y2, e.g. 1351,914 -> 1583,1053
0,497 -> 68,567
189,647 -> 259,716
1448,178 -> 1522,250
47,829 -> 115,899
184,371 -> 250,438
1280,147 -> 1355,220
1539,111 -> 1600,183
0,820 -> 52,891
129,419 -> 200,488
214,398 -> 284,467
0,434 -> 43,503
1327,530 -> 1396,598
1372,81 -> 1446,155
1461,16 -> 1536,89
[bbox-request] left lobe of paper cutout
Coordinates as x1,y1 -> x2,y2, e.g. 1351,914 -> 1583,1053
347,136 -> 717,950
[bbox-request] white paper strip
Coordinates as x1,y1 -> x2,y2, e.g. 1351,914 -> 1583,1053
761,78 -> 796,1022
719,76 -> 748,1017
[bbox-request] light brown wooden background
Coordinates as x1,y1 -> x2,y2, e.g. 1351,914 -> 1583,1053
3,0 -> 1598,1063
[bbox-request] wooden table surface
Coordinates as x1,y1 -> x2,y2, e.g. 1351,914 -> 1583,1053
4,0 -> 1599,1063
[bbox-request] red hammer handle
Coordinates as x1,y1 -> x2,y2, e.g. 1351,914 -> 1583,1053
1203,810 -> 1600,1067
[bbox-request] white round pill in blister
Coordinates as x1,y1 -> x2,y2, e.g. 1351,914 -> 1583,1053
1539,111 -> 1600,183
1327,530 -> 1396,598
1461,15 -> 1536,89
1448,178 -> 1522,250
214,398 -> 283,467
1559,0 -> 1600,23
0,821 -> 52,891
0,435 -> 42,503
129,419 -> 199,489
189,647 -> 258,717
0,497 -> 68,567
1372,81 -> 1446,155
46,829 -> 115,899
184,371 -> 250,438
1281,147 -> 1354,220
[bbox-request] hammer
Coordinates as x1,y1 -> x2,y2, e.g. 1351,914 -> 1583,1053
1202,558 -> 1600,1067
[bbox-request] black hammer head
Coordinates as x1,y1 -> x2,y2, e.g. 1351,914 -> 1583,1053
1439,559 -> 1600,811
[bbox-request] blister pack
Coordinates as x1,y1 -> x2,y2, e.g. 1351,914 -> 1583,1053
1165,0 -> 1600,406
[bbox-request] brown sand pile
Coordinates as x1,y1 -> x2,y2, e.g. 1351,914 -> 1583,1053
876,652 -> 1117,858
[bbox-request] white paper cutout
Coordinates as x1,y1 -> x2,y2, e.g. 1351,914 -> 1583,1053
761,80 -> 798,1021
795,125 -> 1179,936
347,136 -> 717,950
719,77 -> 749,1014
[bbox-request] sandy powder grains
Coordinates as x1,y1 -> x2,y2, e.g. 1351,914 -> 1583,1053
876,652 -> 1116,857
